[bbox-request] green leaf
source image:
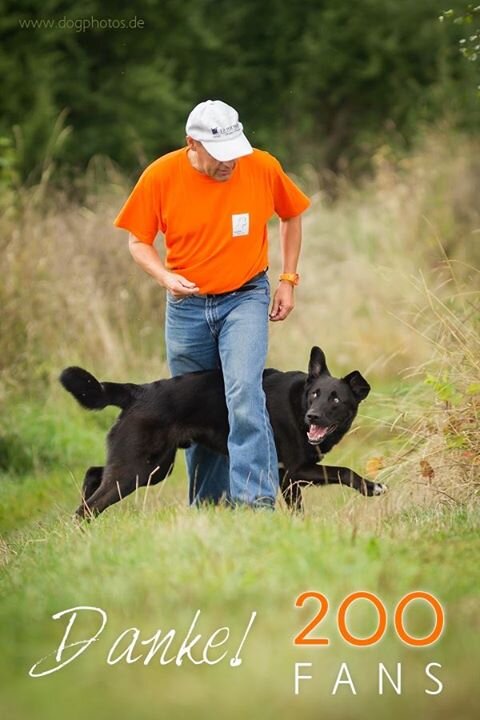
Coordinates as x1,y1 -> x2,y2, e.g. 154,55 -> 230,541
466,383 -> 480,395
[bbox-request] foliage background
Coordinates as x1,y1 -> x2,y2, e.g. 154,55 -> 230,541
1,0 -> 479,183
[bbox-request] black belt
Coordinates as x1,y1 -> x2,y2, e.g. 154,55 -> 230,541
203,270 -> 267,297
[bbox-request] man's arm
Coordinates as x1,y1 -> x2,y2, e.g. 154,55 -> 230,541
128,235 -> 199,296
269,215 -> 302,322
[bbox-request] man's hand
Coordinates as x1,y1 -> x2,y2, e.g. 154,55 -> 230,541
128,235 -> 199,296
269,282 -> 295,321
163,272 -> 199,297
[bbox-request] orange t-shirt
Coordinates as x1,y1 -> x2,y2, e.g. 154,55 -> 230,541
114,148 -> 310,294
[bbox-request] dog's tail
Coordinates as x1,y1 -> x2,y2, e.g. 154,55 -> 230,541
59,367 -> 137,411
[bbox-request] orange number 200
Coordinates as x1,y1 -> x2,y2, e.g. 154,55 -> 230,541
294,591 -> 444,647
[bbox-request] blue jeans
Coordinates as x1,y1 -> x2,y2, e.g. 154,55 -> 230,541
165,272 -> 279,508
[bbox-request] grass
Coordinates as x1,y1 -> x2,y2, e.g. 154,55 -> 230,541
1,495 -> 479,720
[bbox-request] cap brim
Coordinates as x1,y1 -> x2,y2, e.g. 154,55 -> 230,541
201,133 -> 253,162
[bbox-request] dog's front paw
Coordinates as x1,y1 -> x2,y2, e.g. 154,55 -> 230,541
373,482 -> 388,495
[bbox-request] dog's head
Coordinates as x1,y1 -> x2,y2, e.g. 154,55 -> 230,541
303,346 -> 370,446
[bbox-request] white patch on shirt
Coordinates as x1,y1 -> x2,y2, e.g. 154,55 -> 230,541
232,213 -> 250,237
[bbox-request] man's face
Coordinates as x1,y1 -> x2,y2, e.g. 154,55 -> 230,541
187,138 -> 237,182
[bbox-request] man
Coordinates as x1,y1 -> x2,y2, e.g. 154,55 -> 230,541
114,99 -> 310,509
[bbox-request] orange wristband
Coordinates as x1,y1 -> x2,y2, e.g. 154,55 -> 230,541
279,273 -> 300,286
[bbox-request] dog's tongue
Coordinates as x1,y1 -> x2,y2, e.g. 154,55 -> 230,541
307,424 -> 329,442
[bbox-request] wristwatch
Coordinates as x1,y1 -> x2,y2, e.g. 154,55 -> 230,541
279,273 -> 300,286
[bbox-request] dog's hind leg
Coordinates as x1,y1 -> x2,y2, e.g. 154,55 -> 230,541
75,466 -> 105,519
82,466 -> 104,502
75,448 -> 177,520
76,467 -> 134,519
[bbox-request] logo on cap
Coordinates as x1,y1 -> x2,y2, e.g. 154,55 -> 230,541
210,123 -> 240,137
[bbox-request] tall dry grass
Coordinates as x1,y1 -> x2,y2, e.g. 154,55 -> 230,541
0,157 -> 167,397
302,263 -> 480,526
270,132 -> 480,377
370,265 -> 480,512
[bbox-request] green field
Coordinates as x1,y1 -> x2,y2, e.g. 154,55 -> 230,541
1,484 -> 479,720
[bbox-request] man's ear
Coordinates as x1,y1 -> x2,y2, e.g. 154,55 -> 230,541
343,371 -> 370,401
308,346 -> 330,378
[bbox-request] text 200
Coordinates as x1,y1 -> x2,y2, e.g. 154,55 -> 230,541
294,591 -> 444,647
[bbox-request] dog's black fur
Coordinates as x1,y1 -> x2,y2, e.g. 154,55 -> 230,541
60,346 -> 386,519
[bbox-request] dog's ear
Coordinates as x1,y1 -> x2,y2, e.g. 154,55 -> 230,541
308,346 -> 330,378
343,371 -> 370,401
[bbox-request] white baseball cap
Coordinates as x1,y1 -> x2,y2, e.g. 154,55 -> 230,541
186,100 -> 253,162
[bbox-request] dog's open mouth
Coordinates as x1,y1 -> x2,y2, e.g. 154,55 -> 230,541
307,424 -> 337,444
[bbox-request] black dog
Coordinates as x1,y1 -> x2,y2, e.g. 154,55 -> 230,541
60,346 -> 386,518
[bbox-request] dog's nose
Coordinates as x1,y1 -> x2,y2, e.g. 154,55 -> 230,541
306,412 -> 319,424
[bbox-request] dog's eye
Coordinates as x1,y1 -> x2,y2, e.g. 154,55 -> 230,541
312,390 -> 320,398
332,397 -> 340,405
